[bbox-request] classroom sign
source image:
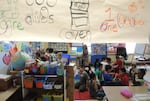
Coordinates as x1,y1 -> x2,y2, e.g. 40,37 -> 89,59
0,0 -> 150,43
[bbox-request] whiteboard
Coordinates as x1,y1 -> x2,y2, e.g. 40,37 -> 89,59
135,44 -> 146,54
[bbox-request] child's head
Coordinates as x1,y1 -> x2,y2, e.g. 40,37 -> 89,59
120,68 -> 126,75
78,65 -> 85,73
99,63 -> 103,70
132,64 -> 136,68
101,57 -> 107,62
91,73 -> 96,80
105,65 -> 112,73
106,57 -> 111,64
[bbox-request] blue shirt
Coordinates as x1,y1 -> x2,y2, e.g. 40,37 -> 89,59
103,73 -> 113,84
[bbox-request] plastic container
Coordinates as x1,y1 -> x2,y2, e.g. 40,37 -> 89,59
52,95 -> 63,101
35,79 -> 44,88
42,94 -> 51,101
40,66 -> 47,74
32,68 -> 38,74
47,67 -> 57,75
43,82 -> 54,90
56,68 -> 64,76
24,78 -> 33,88
54,84 -> 63,89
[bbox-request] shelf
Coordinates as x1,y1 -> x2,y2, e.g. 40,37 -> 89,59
24,87 -> 63,91
24,74 -> 62,78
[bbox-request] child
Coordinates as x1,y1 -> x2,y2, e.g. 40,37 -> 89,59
129,64 -> 137,81
95,63 -> 104,85
103,65 -> 114,85
113,56 -> 123,73
89,74 -> 105,100
75,65 -> 89,92
114,68 -> 129,86
89,73 -> 98,98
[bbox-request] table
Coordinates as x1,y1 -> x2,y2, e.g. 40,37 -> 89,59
0,86 -> 20,101
103,86 -> 150,101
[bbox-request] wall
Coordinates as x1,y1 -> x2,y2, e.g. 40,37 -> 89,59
0,52 -> 10,74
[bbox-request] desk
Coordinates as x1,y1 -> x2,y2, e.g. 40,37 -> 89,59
0,86 -> 21,101
103,86 -> 150,101
125,60 -> 150,65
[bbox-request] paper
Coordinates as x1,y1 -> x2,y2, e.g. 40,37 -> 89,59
0,0 -> 150,43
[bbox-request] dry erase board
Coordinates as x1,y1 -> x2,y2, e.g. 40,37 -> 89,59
134,44 -> 146,54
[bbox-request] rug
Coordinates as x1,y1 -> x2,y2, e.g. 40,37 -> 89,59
74,89 -> 90,100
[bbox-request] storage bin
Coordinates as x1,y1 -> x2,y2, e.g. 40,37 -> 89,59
40,66 -> 47,74
54,84 -> 63,89
56,68 -> 64,76
47,67 -> 57,75
42,94 -> 51,101
24,78 -> 33,88
43,82 -> 54,90
0,74 -> 12,91
35,79 -> 44,88
52,95 -> 63,101
32,68 -> 38,74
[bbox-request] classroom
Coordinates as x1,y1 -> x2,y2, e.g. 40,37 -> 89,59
0,0 -> 150,101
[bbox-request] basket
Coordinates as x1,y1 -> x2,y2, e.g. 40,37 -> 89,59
47,67 -> 57,75
32,68 -> 38,74
54,84 -> 63,89
43,82 -> 54,90
24,78 -> 33,88
35,79 -> 44,88
42,94 -> 51,101
56,68 -> 64,76
40,66 -> 47,74
52,95 -> 63,101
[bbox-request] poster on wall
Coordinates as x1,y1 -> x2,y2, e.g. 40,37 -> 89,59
91,44 -> 107,55
107,43 -> 125,54
0,0 -> 150,43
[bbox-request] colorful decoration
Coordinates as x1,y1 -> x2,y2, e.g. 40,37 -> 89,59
2,52 -> 11,65
11,52 -> 31,70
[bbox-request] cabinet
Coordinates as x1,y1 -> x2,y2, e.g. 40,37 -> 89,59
21,69 -> 66,101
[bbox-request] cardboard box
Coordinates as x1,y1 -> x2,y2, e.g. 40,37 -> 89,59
0,74 -> 12,91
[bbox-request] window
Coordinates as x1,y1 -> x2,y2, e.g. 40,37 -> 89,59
126,43 -> 136,54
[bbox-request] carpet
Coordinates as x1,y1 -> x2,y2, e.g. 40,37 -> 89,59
74,89 -> 90,100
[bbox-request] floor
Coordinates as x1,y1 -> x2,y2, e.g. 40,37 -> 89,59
74,100 -> 98,101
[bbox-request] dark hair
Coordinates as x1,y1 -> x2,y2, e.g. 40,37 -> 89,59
105,65 -> 112,71
106,57 -> 111,63
99,63 -> 103,67
101,57 -> 107,61
49,48 -> 54,53
95,58 -> 99,62
35,52 -> 40,57
120,68 -> 126,73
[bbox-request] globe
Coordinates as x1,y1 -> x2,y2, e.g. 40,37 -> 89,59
11,51 -> 31,70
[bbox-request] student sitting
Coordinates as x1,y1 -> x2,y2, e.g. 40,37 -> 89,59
95,63 -> 104,86
75,65 -> 89,92
89,74 -> 105,100
89,73 -> 98,98
103,65 -> 121,86
114,68 -> 129,86
103,65 -> 114,85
